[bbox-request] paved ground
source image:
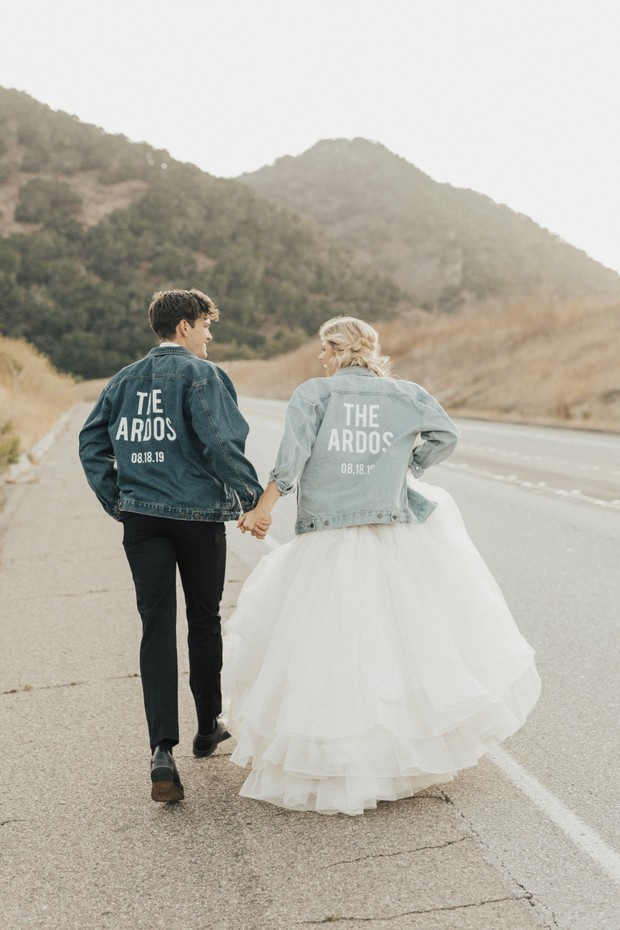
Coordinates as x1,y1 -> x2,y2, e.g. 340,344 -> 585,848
2,401 -> 619,929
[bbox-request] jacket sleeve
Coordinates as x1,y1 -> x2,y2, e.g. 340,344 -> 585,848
410,388 -> 460,477
191,371 -> 263,510
78,390 -> 122,520
269,385 -> 324,494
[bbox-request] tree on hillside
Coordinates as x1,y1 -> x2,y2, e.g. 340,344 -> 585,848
15,179 -> 83,224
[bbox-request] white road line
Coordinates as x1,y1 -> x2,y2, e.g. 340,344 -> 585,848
490,747 -> 620,886
251,531 -> 620,888
458,420 -> 620,450
444,461 -> 620,510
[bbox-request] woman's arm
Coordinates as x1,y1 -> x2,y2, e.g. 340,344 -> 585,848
238,480 -> 282,537
238,383 -> 325,539
410,389 -> 460,476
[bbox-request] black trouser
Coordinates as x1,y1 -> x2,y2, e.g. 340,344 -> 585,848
122,514 -> 226,750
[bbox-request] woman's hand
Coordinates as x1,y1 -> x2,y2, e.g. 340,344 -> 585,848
238,481 -> 281,539
238,509 -> 272,539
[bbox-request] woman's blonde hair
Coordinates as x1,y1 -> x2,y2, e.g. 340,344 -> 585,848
319,316 -> 391,377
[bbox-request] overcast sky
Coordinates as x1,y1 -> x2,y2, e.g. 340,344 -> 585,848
3,0 -> 620,273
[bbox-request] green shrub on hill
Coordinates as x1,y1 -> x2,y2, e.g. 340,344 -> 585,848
15,179 -> 83,223
9,90 -> 168,183
0,419 -> 20,471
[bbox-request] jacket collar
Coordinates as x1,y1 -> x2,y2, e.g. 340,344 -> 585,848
332,367 -> 377,378
148,345 -> 195,358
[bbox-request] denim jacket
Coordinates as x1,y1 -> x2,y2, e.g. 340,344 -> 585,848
270,367 -> 460,534
79,346 -> 262,522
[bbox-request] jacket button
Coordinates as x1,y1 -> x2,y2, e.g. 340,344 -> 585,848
192,511 -> 201,520
377,513 -> 383,518
323,520 -> 329,526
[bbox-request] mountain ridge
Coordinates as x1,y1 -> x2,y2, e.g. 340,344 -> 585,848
241,137 -> 620,308
0,89 -> 404,378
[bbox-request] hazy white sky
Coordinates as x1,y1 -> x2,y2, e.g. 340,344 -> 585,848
3,0 -> 620,273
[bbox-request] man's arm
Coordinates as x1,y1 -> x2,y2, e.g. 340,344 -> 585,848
78,391 -> 122,520
191,372 -> 263,510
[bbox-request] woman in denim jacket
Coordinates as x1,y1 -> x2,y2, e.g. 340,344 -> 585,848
223,317 -> 541,816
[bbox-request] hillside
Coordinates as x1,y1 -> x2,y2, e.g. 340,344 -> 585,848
0,336 -> 75,479
0,90 -> 404,378
241,139 -> 620,309
223,296 -> 620,433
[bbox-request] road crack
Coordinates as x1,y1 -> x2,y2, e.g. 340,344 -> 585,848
300,894 -> 527,924
439,789 -> 560,930
326,835 -> 468,868
1,672 -> 140,696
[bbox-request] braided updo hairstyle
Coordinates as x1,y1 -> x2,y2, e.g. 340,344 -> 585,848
319,316 -> 391,377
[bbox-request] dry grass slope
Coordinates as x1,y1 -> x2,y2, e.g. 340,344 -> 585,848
223,297 -> 620,432
0,337 -> 76,472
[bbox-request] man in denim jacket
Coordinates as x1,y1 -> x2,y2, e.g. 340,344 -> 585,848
79,289 -> 264,802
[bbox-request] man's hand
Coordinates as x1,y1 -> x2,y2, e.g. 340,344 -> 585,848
238,509 -> 272,540
237,482 -> 280,540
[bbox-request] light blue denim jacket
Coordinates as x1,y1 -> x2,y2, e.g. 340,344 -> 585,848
79,346 -> 262,522
270,367 -> 460,534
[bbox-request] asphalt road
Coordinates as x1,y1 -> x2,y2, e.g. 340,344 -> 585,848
1,400 -> 619,930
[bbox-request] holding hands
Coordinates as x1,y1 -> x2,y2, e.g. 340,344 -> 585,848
238,480 -> 281,540
238,508 -> 272,539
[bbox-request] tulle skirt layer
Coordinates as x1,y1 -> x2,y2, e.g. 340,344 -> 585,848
223,482 -> 541,815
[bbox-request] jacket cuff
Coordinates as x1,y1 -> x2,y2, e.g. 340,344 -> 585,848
269,468 -> 295,496
240,489 -> 261,511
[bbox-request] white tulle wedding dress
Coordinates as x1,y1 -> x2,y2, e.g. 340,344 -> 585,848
223,480 -> 541,816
